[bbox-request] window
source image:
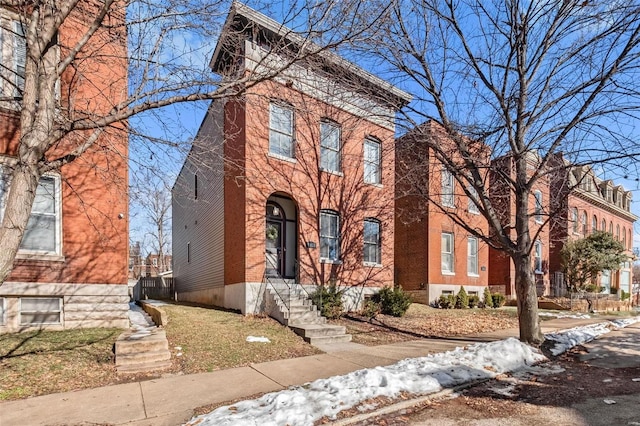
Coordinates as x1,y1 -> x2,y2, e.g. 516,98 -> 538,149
623,227 -> 626,248
581,211 -> 587,234
0,19 -> 26,97
610,221 -> 614,234
1,169 -> 62,255
20,297 -> 62,325
602,218 -> 607,231
363,138 -> 381,184
269,102 -> 294,158
187,242 -> 190,263
363,219 -> 381,264
441,232 -> 454,274
534,190 -> 543,223
441,168 -> 454,207
0,297 -> 4,325
194,174 -> 198,200
616,224 -> 620,241
320,121 -> 340,173
592,215 -> 597,232
467,237 -> 478,276
534,240 -> 543,273
320,210 -> 340,262
629,229 -> 633,250
467,186 -> 480,214
572,208 -> 579,233
152,258 -> 158,267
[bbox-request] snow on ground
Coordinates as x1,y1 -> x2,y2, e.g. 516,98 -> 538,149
539,311 -> 591,319
185,317 -> 640,426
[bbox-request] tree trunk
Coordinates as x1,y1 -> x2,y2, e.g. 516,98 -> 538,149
514,256 -> 544,345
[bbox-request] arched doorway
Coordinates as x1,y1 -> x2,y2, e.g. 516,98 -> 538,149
265,195 -> 297,278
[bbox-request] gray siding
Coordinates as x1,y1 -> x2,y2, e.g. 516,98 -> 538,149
172,100 -> 226,293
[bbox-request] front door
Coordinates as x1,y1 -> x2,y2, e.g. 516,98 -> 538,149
265,219 -> 283,277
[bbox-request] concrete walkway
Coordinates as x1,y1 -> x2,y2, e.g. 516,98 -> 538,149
0,316 -> 617,426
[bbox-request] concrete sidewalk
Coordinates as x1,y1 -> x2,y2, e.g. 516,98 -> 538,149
0,316 -> 615,426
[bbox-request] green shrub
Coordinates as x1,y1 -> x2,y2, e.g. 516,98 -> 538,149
491,292 -> 506,308
437,294 -> 455,309
585,284 -> 605,293
468,295 -> 480,308
361,298 -> 381,319
455,286 -> 469,309
372,286 -> 412,317
311,285 -> 344,319
483,287 -> 493,309
621,290 -> 630,301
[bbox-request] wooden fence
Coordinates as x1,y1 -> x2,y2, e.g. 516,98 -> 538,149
134,276 -> 175,301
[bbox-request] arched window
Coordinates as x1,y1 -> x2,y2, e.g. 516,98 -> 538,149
609,221 -> 614,234
616,224 -> 620,241
572,208 -> 579,233
623,227 -> 626,248
581,211 -> 588,234
602,218 -> 607,231
592,215 -> 597,232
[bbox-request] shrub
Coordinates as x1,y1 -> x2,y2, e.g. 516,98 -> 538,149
585,284 -> 604,293
621,290 -> 630,301
455,287 -> 469,309
361,298 -> 381,319
491,292 -> 506,308
437,294 -> 455,309
372,286 -> 412,317
483,287 -> 493,309
468,295 -> 480,308
311,285 -> 344,319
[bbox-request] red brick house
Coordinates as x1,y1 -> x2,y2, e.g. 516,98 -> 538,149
144,254 -> 172,278
549,159 -> 637,296
172,3 -> 411,314
0,5 -> 129,332
395,122 -> 490,304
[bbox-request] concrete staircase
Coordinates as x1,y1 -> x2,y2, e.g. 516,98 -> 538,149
266,280 -> 352,346
115,303 -> 171,374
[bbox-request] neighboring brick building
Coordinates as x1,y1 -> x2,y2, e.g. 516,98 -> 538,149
395,122 -> 490,304
144,254 -> 172,277
549,159 -> 637,296
171,3 -> 411,313
0,5 -> 129,332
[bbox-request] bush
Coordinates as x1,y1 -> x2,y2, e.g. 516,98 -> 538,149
468,295 -> 480,308
372,286 -> 412,317
437,294 -> 455,309
455,286 -> 469,309
361,298 -> 381,319
621,290 -> 630,301
311,285 -> 344,319
483,287 -> 493,309
491,292 -> 506,308
585,284 -> 605,293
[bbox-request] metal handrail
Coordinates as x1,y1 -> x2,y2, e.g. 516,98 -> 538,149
264,254 -> 313,313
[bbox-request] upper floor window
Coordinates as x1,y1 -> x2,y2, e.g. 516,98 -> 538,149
534,190 -> 543,223
616,224 -> 620,241
320,210 -> 340,262
0,18 -> 26,97
441,232 -> 454,274
269,102 -> 294,158
572,208 -> 579,233
320,121 -> 340,173
152,258 -> 158,267
534,240 -> 543,273
609,221 -> 614,234
467,236 -> 478,276
441,168 -> 454,207
602,218 -> 607,231
592,215 -> 597,233
623,227 -> 626,248
363,218 -> 381,265
581,211 -> 587,234
467,186 -> 480,214
1,168 -> 62,256
363,137 -> 381,184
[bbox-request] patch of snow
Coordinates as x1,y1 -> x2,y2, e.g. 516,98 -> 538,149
539,312 -> 591,319
544,322 -> 612,355
603,399 -> 616,404
246,336 -> 271,343
488,383 -> 516,397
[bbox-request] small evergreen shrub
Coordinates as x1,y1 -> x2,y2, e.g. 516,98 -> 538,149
468,295 -> 480,308
621,290 -> 630,301
372,286 -> 412,317
455,286 -> 469,309
483,287 -> 493,309
361,298 -> 381,319
491,292 -> 506,308
437,294 -> 455,309
311,285 -> 344,319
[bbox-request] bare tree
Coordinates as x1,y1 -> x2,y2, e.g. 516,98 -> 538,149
361,0 -> 640,344
0,0 -> 374,285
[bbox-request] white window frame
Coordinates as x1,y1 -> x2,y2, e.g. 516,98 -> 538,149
320,210 -> 340,262
441,232 -> 454,274
363,137 -> 381,185
19,297 -> 62,325
320,120 -> 341,173
534,190 -> 543,223
534,240 -> 543,274
0,161 -> 63,258
467,236 -> 479,276
363,218 -> 381,265
467,186 -> 480,214
269,102 -> 295,159
441,168 -> 454,207
0,14 -> 25,99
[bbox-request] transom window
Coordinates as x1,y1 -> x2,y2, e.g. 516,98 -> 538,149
363,138 -> 381,184
320,210 -> 340,262
269,102 -> 294,158
363,219 -> 381,264
441,232 -> 454,274
320,121 -> 340,173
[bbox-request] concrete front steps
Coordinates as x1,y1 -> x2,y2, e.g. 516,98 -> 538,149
115,304 -> 171,374
266,281 -> 352,346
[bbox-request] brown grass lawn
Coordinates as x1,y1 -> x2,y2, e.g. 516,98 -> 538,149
332,304 -> 520,345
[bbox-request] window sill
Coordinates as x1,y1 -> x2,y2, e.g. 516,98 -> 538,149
363,262 -> 382,268
442,271 -> 455,276
534,270 -> 544,275
16,252 -> 65,262
268,152 -> 297,163
364,182 -> 383,188
467,273 -> 480,278
320,168 -> 343,177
